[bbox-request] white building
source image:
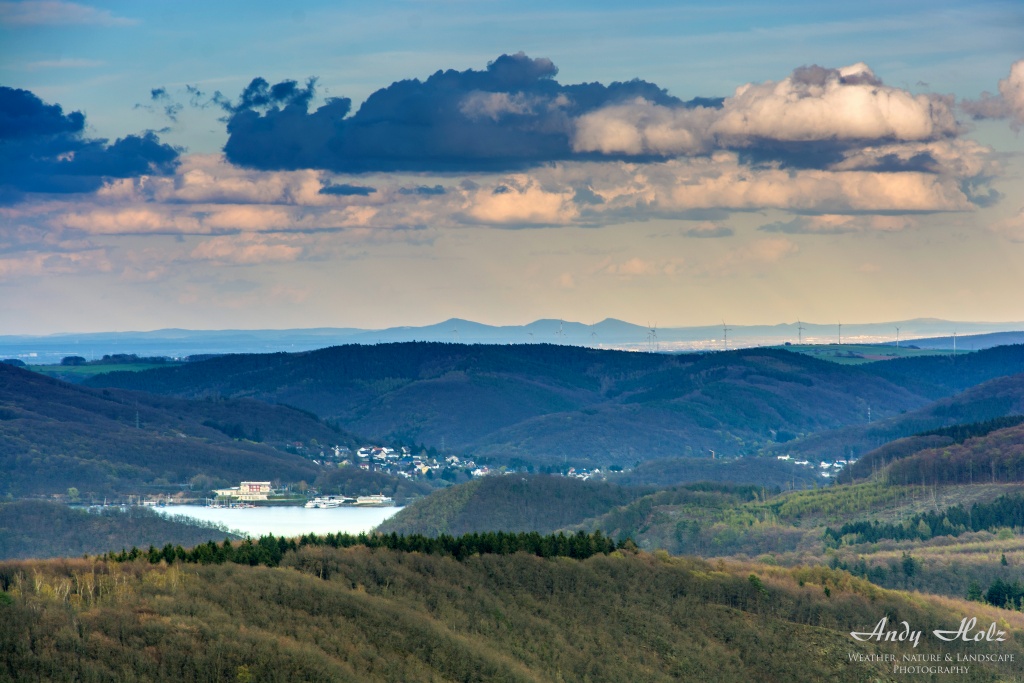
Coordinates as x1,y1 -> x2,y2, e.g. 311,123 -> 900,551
213,481 -> 273,501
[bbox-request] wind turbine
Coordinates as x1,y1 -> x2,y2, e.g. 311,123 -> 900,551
648,322 -> 659,352
451,326 -> 460,343
797,319 -> 806,345
895,327 -> 900,349
555,319 -> 565,344
722,321 -> 732,351
837,321 -> 842,346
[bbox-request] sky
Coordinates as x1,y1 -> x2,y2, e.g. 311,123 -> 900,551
1,0 -> 1023,334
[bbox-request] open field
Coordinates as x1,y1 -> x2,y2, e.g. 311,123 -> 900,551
28,363 -> 183,381
778,344 -> 957,365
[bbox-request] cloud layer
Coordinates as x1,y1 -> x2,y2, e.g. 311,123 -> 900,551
219,56 -> 965,181
2,55 -> 1019,291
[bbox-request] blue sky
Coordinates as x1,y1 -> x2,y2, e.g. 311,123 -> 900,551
1,0 -> 1023,333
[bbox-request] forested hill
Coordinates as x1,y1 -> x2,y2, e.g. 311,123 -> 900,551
85,343 -> 931,463
377,475 -> 652,536
765,371 -> 1024,463
855,417 -> 1024,487
4,541 -> 1022,681
859,343 -> 1024,398
0,363 -> 328,497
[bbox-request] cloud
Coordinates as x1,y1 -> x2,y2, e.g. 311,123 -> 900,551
556,272 -> 576,289
0,1 -> 136,25
597,256 -> 685,278
218,77 -> 317,115
24,58 -> 105,69
554,155 -> 975,216
57,208 -> 203,234
573,98 -> 717,156
991,206 -> 1024,242
319,183 -> 376,196
572,63 -> 958,165
962,60 -> 1024,129
0,87 -> 179,200
460,175 -> 578,226
399,185 -> 446,196
714,63 -> 957,142
0,248 -> 111,280
190,234 -> 303,265
702,237 -> 799,276
221,52 -> 703,173
682,222 -> 733,238
208,56 -> 995,220
999,60 -> 1024,127
759,214 -> 916,234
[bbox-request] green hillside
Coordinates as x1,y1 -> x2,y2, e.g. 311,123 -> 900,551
3,539 -> 1022,682
0,363 -> 332,497
377,475 -> 651,536
860,343 -> 1024,398
84,343 -> 934,466
0,500 -> 239,560
764,372 -> 1024,463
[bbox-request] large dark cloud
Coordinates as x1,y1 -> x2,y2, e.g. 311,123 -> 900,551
223,52 -> 717,173
0,87 -> 179,201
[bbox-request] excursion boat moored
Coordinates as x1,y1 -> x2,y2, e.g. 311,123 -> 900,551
304,496 -> 356,508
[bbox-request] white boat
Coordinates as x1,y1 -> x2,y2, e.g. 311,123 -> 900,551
304,496 -> 346,509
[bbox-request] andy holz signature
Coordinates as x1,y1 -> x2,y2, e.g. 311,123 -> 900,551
851,617 -> 1008,649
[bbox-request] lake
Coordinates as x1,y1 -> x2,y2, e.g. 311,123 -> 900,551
156,504 -> 400,538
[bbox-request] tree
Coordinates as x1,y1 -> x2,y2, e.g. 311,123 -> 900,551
66,487 -> 79,502
901,553 -> 918,586
60,356 -> 87,366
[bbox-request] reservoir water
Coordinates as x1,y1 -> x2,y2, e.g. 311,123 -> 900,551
155,504 -> 400,538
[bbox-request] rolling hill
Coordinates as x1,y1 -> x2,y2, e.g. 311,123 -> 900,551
3,538 -> 1022,681
377,475 -> 652,536
764,371 -> 1024,463
84,343 -> 934,467
0,362 -> 332,497
0,500 -> 240,560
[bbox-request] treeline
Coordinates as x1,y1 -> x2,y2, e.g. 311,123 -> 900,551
824,493 -> 1024,545
104,529 -> 624,569
918,414 -> 1024,443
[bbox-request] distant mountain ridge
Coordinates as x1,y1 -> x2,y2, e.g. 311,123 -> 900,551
4,317 -> 1022,363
